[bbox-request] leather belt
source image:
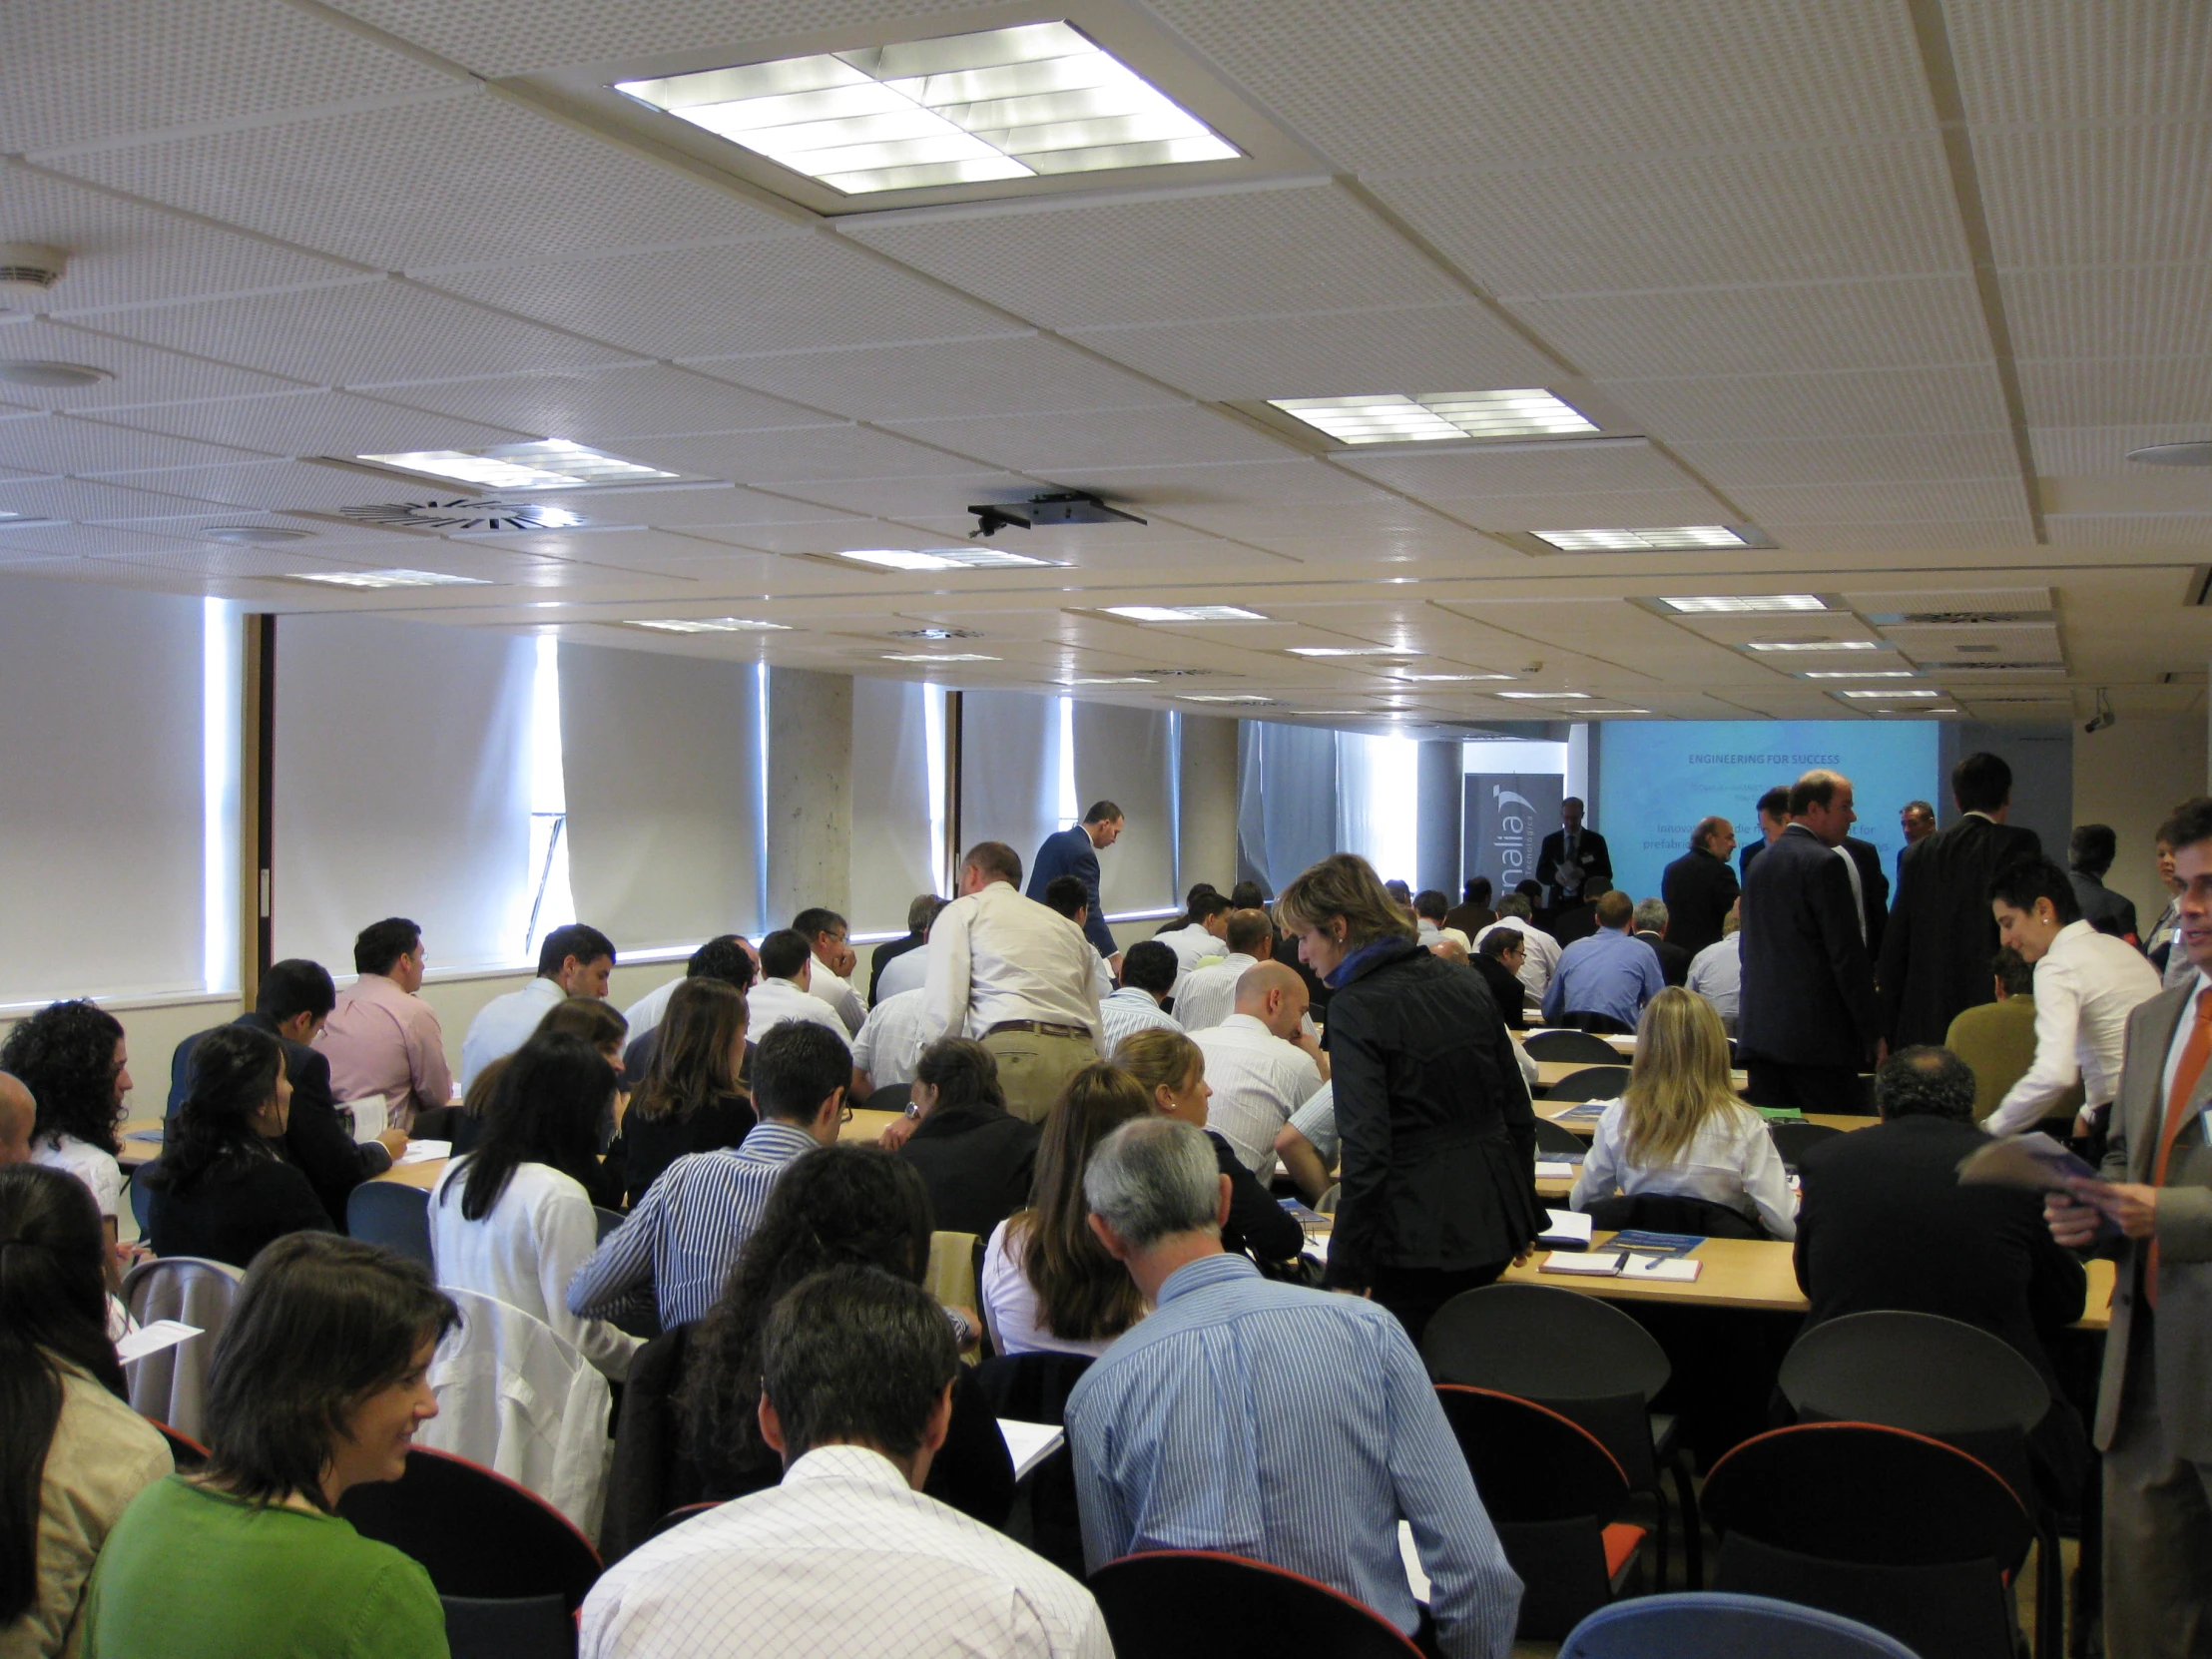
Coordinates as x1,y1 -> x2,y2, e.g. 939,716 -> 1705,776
984,1019 -> 1094,1042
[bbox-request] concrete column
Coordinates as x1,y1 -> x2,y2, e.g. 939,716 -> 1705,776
1416,739 -> 1463,895
1177,713 -> 1240,894
764,668 -> 852,927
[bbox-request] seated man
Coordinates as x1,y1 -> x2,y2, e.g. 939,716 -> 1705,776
745,929 -> 857,1044
1540,890 -> 1664,1031
1039,875 -> 1117,1005
1098,939 -> 1181,1054
869,893 -> 945,1004
1173,908 -> 1275,1033
1189,962 -> 1327,1176
1067,1119 -> 1521,1659
793,906 -> 867,1034
890,1038 -> 1040,1240
1443,876 -> 1495,943
582,1265 -> 1107,1658
1685,902 -> 1744,1035
1944,947 -> 2079,1125
1468,928 -> 1529,1030
1155,890 -> 1234,993
316,916 -> 452,1131
1473,897 -> 1559,1002
850,985 -> 929,1099
460,922 -> 616,1092
622,934 -> 757,1089
1631,898 -> 1691,987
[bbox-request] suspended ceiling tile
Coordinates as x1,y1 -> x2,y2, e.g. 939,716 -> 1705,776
713,336 -> 1184,424
2016,358 -> 2212,428
2002,265 -> 2212,363
531,481 -> 863,530
0,414 -> 276,475
1945,0 -> 2212,127
1334,435 -> 1719,503
0,520 -> 209,558
1972,125 -> 2212,274
764,472 -> 1032,521
2030,424 -> 2212,478
81,390 -> 532,458
0,473 -> 240,521
1597,365 -> 2011,442
677,520 -> 977,557
1671,433 -> 2024,489
83,460 -> 470,513
882,404 -> 1293,472
1750,519 -> 2039,553
1732,477 -> 2034,524
614,424 -> 985,485
373,365 -> 843,441
0,318 -> 306,408
87,542 -> 411,580
1042,458 -> 1401,509
2047,514 -> 2212,549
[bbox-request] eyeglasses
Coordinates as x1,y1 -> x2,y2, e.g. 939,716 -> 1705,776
838,1098 -> 854,1126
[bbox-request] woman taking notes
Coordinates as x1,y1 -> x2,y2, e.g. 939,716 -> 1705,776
1569,987 -> 1796,1240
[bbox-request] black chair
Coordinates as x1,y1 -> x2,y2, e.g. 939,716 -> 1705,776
1533,1118 -> 1586,1158
1702,1421 -> 2031,1659
1769,1120 -> 1845,1168
1547,1065 -> 1631,1103
593,1206 -> 625,1243
1584,1193 -> 1765,1240
1435,1386 -> 1645,1638
337,1447 -> 603,1613
601,1324 -> 703,1565
645,1501 -> 721,1542
148,1418 -> 210,1471
1558,1011 -> 1635,1036
865,1081 -> 913,1113
972,1352 -> 1094,1576
1088,1550 -> 1421,1658
127,1169 -> 153,1234
441,1594 -> 575,1659
1560,1590 -> 1925,1659
1525,1030 -> 1627,1065
346,1180 -> 433,1269
1424,1284 -> 1699,1589
411,1105 -> 464,1141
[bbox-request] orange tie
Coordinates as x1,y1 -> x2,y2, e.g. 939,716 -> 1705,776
2147,986 -> 2212,1306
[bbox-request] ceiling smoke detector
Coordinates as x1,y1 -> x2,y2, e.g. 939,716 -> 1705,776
199,525 -> 314,547
888,626 -> 983,640
0,245 -> 67,311
336,499 -> 590,533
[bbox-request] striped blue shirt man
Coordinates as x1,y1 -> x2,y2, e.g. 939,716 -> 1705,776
1065,1252 -> 1520,1658
568,1119 -> 821,1329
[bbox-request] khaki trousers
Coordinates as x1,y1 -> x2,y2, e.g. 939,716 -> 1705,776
979,1028 -> 1099,1124
2103,1313 -> 2212,1658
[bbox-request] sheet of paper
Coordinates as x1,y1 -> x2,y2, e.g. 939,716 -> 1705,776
1537,1208 -> 1593,1247
1540,1251 -> 1625,1277
1534,1160 -> 1578,1179
1400,1520 -> 1430,1604
997,1419 -> 1066,1483
396,1139 -> 451,1165
1621,1255 -> 1702,1283
342,1094 -> 388,1143
117,1319 -> 201,1366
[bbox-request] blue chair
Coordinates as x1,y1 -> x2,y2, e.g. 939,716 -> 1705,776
347,1180 -> 433,1270
1560,1591 -> 1923,1658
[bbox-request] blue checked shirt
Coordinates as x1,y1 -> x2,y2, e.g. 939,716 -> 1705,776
1065,1253 -> 1521,1659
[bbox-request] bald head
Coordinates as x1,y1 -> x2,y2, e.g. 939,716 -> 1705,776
0,1072 -> 35,1167
1233,960 -> 1310,1039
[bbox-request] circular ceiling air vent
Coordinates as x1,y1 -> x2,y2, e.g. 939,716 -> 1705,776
336,499 -> 587,532
888,626 -> 983,640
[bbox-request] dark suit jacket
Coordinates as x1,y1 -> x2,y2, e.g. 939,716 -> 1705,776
896,1099 -> 1041,1239
1841,835 -> 1891,960
1662,847 -> 1740,957
867,930 -> 927,1002
1443,902 -> 1495,941
1210,1130 -> 1305,1264
1635,931 -> 1693,988
1550,901 -> 1598,945
2069,870 -> 2139,943
1876,815 -> 2042,1048
144,1145 -> 335,1269
1536,829 -> 1612,909
1027,825 -> 1116,958
1739,825 -> 1879,1070
1469,952 -> 1528,1029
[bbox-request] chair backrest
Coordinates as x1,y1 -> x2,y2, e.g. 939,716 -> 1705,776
1525,1030 -> 1626,1065
600,1324 -> 701,1566
440,1593 -> 576,1659
1560,1589 -> 1928,1659
1433,1385 -> 1630,1524
1584,1193 -> 1765,1239
1546,1065 -> 1631,1103
148,1418 -> 211,1471
1767,1121 -> 1844,1167
645,1501 -> 722,1543
346,1180 -> 434,1270
1089,1551 -> 1422,1658
127,1170 -> 152,1233
1532,1119 -> 1586,1158
971,1351 -> 1095,1423
338,1446 -> 602,1611
120,1256 -> 243,1439
411,1105 -> 464,1142
1423,1283 -> 1670,1401
592,1206 -> 625,1243
1778,1310 -> 2051,1436
1559,1012 -> 1635,1036
1712,1535 -> 2015,1659
865,1081 -> 913,1112
926,1229 -> 979,1316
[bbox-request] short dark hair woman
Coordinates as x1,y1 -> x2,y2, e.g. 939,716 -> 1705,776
1277,851 -> 1542,1342
0,1165 -> 171,1658
620,978 -> 753,1206
143,1025 -> 332,1270
1,1000 -> 132,1277
81,1233 -> 458,1659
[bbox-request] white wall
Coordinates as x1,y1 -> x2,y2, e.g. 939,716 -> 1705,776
2074,715 -> 2208,919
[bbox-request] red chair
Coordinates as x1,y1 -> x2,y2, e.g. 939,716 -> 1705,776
645,1501 -> 722,1543
145,1418 -> 210,1471
1434,1385 -> 1645,1639
1088,1550 -> 1420,1658
336,1446 -> 602,1613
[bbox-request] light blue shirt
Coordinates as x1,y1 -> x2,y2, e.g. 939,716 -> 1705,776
458,976 -> 566,1093
1541,926 -> 1665,1031
1065,1253 -> 1521,1659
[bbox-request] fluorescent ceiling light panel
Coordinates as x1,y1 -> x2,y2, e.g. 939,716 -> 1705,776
360,439 -> 676,490
1495,690 -> 1592,700
1287,645 -> 1411,657
1841,689 -> 1941,699
1536,526 -> 1747,552
286,569 -> 489,589
1801,670 -> 1917,680
1061,676 -> 1156,685
1104,604 -> 1266,622
841,546 -> 1058,571
1270,389 -> 1596,445
883,651 -> 998,663
1396,672 -> 1514,682
629,616 -> 790,633
618,22 -> 1238,197
1661,594 -> 1826,615
1743,639 -> 1882,653
1178,693 -> 1271,704
1584,708 -> 1651,715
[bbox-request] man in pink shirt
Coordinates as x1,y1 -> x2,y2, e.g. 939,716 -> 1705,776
316,917 -> 453,1133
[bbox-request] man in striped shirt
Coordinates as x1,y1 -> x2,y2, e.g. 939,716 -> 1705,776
568,1022 -> 850,1329
1067,1119 -> 1522,1659
1098,940 -> 1182,1057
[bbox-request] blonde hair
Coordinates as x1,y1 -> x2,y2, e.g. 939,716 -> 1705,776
1276,853 -> 1417,950
1113,1028 -> 1204,1106
1618,988 -> 1751,1168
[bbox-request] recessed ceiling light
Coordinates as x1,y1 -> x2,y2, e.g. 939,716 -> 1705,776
1396,672 -> 1514,682
617,21 -> 1238,197
286,569 -> 491,589
0,359 -> 113,388
198,525 -> 314,546
359,440 -> 677,490
1495,690 -> 1592,700
1661,594 -> 1826,615
1537,526 -> 1748,552
841,547 -> 1058,571
1286,645 -> 1411,657
628,616 -> 791,633
1061,675 -> 1156,685
1287,709 -> 1363,715
1268,389 -> 1597,446
1801,670 -> 1918,680
1104,604 -> 1266,623
1178,693 -> 1272,704
882,651 -> 999,663
1840,689 -> 1942,699
1584,708 -> 1651,715
1743,639 -> 1882,653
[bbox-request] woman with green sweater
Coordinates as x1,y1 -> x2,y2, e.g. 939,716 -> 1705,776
82,1234 -> 458,1659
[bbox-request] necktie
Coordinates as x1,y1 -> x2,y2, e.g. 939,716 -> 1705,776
2147,985 -> 2212,1306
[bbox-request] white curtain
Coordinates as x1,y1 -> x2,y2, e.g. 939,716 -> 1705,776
1073,702 -> 1177,915
0,578 -> 209,1003
1235,722 -> 1419,895
958,690 -> 1060,884
849,676 -> 942,935
273,614 -> 535,974
1337,731 -> 1420,886
558,642 -> 765,951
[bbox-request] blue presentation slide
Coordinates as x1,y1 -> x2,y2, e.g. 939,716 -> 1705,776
1595,720 -> 1941,904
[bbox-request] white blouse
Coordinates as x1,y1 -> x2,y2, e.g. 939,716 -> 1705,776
979,1218 -> 1123,1360
1568,1098 -> 1797,1241
33,1133 -> 125,1221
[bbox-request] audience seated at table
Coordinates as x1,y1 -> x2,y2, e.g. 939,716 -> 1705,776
143,1026 -> 333,1269
887,1038 -> 1038,1239
1468,927 -> 1529,1029
979,1066 -> 1150,1359
1944,946 -> 2075,1124
2,1001 -> 131,1282
316,916 -> 451,1134
429,1032 -> 644,1382
617,979 -> 753,1208
1569,987 -> 1797,1240
621,934 -> 756,1087
454,995 -> 628,1164
1113,1027 -> 1304,1268
81,1234 -> 456,1659
0,1164 -> 171,1659
1096,938 -> 1181,1054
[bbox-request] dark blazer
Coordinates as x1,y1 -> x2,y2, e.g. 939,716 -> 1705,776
1469,952 -> 1528,1029
1877,815 -> 2043,1048
1027,825 -> 1117,959
1841,835 -> 1891,960
1662,847 -> 1740,957
144,1143 -> 334,1269
1635,931 -> 1693,988
621,1093 -> 755,1207
1443,902 -> 1495,941
896,1099 -> 1041,1239
1739,825 -> 1879,1070
1536,828 -> 1612,909
1550,901 -> 1599,946
169,1013 -> 390,1230
1320,937 -> 1542,1290
2069,870 -> 2140,943
1209,1129 -> 1305,1264
867,930 -> 927,1003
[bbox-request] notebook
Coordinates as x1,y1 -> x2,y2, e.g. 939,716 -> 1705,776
1607,1229 -> 1704,1258
117,1320 -> 201,1366
1534,1159 -> 1579,1180
997,1420 -> 1066,1483
1536,1208 -> 1594,1249
1540,1251 -> 1626,1277
1537,1252 -> 1702,1283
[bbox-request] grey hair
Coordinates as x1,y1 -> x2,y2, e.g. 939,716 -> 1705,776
1633,897 -> 1668,932
1496,894 -> 1533,920
1082,1117 -> 1220,1250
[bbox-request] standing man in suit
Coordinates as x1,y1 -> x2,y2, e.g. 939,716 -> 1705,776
1662,815 -> 1740,956
1898,799 -> 1937,884
2046,795 -> 2212,1657
1840,832 -> 1891,958
1740,787 -> 1791,881
1739,771 -> 1881,1114
1535,798 -> 1611,914
1028,800 -> 1125,970
1878,752 -> 2042,1050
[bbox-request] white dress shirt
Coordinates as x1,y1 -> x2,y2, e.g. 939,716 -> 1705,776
874,944 -> 929,1002
745,976 -> 854,1046
32,1133 -> 124,1221
851,988 -> 930,1089
921,880 -> 1103,1045
1156,922 -> 1228,993
1173,952 -> 1257,1033
1986,919 -> 2166,1135
1686,933 -> 1744,1032
622,975 -> 684,1041
1474,919 -> 1560,998
580,1443 -> 1112,1659
459,976 -> 567,1093
809,957 -> 867,1035
1192,1013 -> 1325,1177
1098,987 -> 1181,1058
1570,1099 -> 1797,1240
981,1218 -> 1123,1359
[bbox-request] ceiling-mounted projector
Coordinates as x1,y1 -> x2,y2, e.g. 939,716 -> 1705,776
968,490 -> 1147,538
